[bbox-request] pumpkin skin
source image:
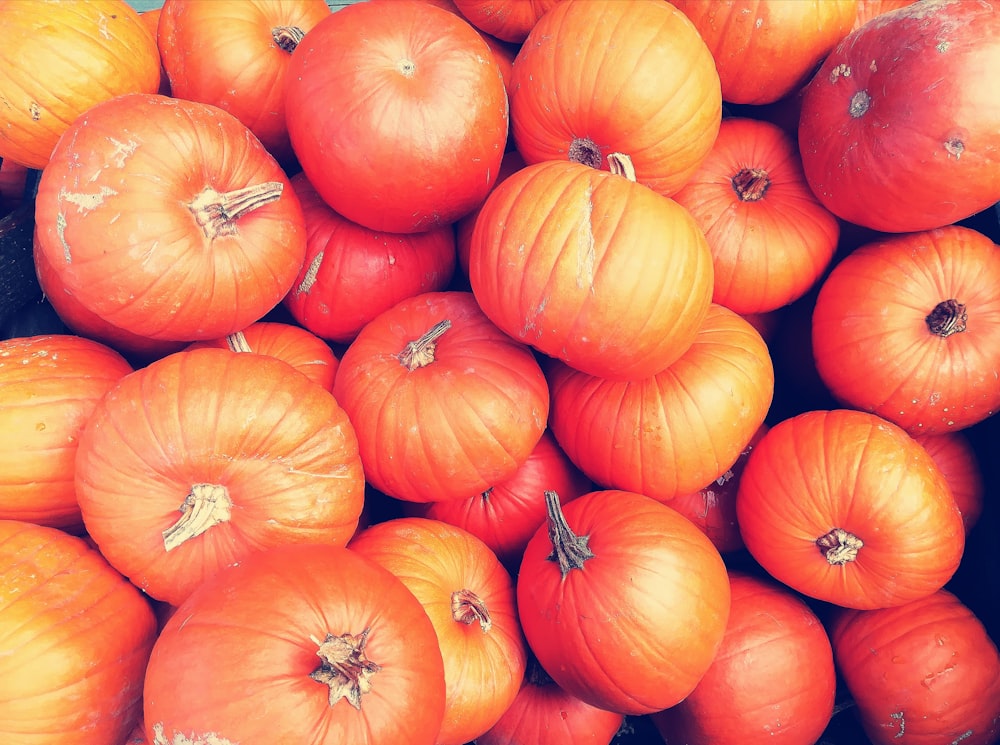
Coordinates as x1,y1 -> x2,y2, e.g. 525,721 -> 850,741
75,347 -> 366,607
829,589 -> 1000,745
34,93 -> 306,342
736,409 -> 966,610
651,572 -> 837,745
915,431 -> 984,534
0,334 -> 132,530
285,0 -> 508,234
452,0 -> 562,42
672,0 -> 857,105
349,517 -> 527,745
798,0 -> 1000,232
143,543 -> 447,745
455,148 -> 525,279
185,321 -> 340,391
546,304 -> 774,502
517,489 -> 732,715
852,0 -> 919,30
672,117 -> 840,314
509,0 -> 721,197
282,172 -> 456,345
811,225 -> 1000,435
469,158 -> 715,381
332,291 -> 549,504
0,519 -> 158,744
158,0 -> 330,166
0,0 -> 161,169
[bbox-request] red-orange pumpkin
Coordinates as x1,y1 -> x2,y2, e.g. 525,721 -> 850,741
851,0 -> 919,30
0,0 -> 161,169
34,93 -> 306,342
75,347 -> 365,607
349,517 -> 527,745
452,0 -> 562,42
915,431 -> 984,534
0,334 -> 132,530
736,409 -> 965,609
0,519 -> 157,744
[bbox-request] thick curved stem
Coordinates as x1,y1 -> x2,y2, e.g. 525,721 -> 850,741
544,490 -> 594,578
162,483 -> 233,552
397,319 -> 451,370
188,181 -> 284,240
452,588 -> 492,632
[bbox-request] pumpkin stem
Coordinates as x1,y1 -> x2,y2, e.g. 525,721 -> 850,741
188,181 -> 284,240
309,628 -> 381,710
731,167 -> 770,201
162,483 -> 233,552
543,490 -> 594,578
226,330 -> 253,353
451,588 -> 492,632
397,319 -> 451,370
568,137 -> 603,169
816,527 -> 863,565
607,152 -> 637,182
272,25 -> 305,53
925,299 -> 967,337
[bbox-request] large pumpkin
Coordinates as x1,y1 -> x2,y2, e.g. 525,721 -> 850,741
736,409 -> 965,610
509,0 -> 721,197
143,543 -> 447,745
0,519 -> 157,744
812,225 -> 1000,435
34,93 -> 306,342
0,0 -> 161,169
469,157 -> 714,381
75,347 -> 366,607
798,0 -> 1000,232
285,0 -> 508,234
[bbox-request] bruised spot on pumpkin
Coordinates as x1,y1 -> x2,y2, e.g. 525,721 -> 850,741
297,250 -> 323,295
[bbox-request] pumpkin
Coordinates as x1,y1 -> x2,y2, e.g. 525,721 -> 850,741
186,322 -> 339,391
407,430 -> 592,570
282,172 -> 456,345
475,655 -> 624,745
0,519 -> 157,744
811,225 -> 1000,435
509,0 -> 721,198
285,0 -> 508,234
75,347 -> 366,607
332,291 -> 549,504
546,304 -> 774,502
34,93 -> 306,342
468,156 -> 714,381
672,0 -> 857,105
138,8 -> 171,97
651,572 -> 837,745
736,408 -> 966,610
915,431 -> 984,534
452,0 -> 562,42
455,148 -> 525,279
798,0 -> 1000,232
143,543 -> 447,745
829,589 -> 1000,745
671,116 -> 840,314
0,334 -> 132,530
517,489 -> 731,715
349,517 -> 527,745
0,0 -> 161,169
157,0 -> 331,166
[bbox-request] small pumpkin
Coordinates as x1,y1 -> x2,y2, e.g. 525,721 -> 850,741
451,0 -> 562,42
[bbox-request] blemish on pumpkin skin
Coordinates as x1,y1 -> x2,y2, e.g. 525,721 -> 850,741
106,137 -> 139,168
56,212 -> 71,264
296,251 -> 323,295
58,185 -> 118,213
151,723 -> 239,745
28,101 -> 41,121
574,185 -> 596,292
944,139 -> 964,159
829,63 -> 852,82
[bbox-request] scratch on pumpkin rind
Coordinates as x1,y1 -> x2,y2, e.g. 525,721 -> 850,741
575,184 -> 596,292
56,212 -> 71,264
151,723 -> 239,745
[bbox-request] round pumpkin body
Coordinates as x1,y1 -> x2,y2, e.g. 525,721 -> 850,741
546,304 -> 774,502
829,589 -> 1000,745
672,0 -> 857,105
158,0 -> 331,166
332,291 -> 549,504
672,116 -> 840,314
0,519 -> 157,744
349,517 -> 526,745
915,431 -> 984,533
469,159 -> 714,380
852,0 -> 919,29
651,572 -> 837,745
0,334 -> 132,529
509,0 -> 721,197
75,347 -> 366,607
517,489 -> 732,715
285,0 -> 508,234
34,93 -> 306,342
282,172 -> 456,345
452,0 -> 561,42
812,225 -> 1000,435
0,0 -> 161,169
455,148 -> 525,279
798,0 -> 1000,232
143,543 -> 447,745
736,409 -> 965,610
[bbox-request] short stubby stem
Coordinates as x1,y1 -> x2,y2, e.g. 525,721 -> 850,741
226,330 -> 253,353
731,167 -> 771,201
452,588 -> 492,633
397,319 -> 451,370
162,483 -> 233,552
544,490 -> 594,578
568,137 -> 603,169
272,25 -> 305,53
188,181 -> 284,240
925,299 -> 967,338
309,628 -> 382,710
816,527 -> 863,565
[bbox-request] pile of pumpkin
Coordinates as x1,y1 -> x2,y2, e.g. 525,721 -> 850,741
1,0 -> 998,744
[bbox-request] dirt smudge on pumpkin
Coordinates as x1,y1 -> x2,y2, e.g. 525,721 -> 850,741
151,723 -> 239,745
